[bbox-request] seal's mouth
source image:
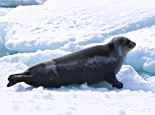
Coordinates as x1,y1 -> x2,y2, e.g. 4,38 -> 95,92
129,41 -> 136,49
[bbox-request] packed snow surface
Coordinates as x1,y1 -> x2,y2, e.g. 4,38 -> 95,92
0,0 -> 155,114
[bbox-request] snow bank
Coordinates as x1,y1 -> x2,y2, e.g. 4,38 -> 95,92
1,86 -> 155,115
0,0 -> 46,7
1,0 -> 155,52
0,8 -> 12,17
0,49 -> 70,66
147,76 -> 155,89
127,47 -> 155,73
122,26 -> 155,74
117,65 -> 152,91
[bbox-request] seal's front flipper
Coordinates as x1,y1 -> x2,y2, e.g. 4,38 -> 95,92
111,81 -> 123,89
105,74 -> 123,89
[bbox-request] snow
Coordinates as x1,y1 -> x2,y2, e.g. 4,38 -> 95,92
0,0 -> 155,114
0,49 -> 70,66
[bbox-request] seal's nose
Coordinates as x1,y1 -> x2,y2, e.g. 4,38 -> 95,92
133,42 -> 136,46
129,41 -> 136,48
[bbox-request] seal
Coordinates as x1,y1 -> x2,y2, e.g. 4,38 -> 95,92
7,36 -> 136,89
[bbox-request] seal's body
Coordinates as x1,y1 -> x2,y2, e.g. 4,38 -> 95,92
7,36 -> 136,89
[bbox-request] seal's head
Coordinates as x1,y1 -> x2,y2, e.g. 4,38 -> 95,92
109,36 -> 136,56
114,36 -> 136,50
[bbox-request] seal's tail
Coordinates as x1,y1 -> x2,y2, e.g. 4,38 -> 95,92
7,74 -> 23,87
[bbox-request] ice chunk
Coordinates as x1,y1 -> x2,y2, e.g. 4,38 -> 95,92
117,65 -> 152,91
0,0 -> 46,7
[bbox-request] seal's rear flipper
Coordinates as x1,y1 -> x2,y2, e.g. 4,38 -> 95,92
7,74 -> 23,87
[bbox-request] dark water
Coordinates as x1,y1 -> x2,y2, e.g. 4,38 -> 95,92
0,3 -> 39,8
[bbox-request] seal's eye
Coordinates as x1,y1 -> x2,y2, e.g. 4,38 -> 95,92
120,39 -> 125,44
127,41 -> 130,44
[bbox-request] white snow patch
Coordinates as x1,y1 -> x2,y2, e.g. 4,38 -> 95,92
0,49 -> 70,67
124,26 -> 155,73
117,65 -> 152,91
119,109 -> 126,115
